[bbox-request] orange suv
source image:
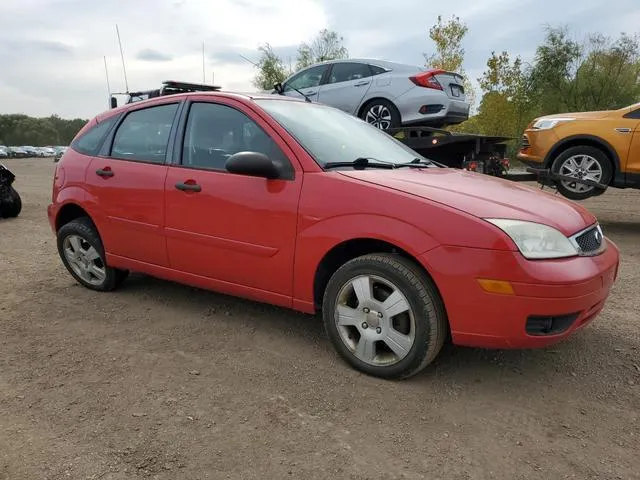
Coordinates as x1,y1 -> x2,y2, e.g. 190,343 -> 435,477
517,103 -> 640,200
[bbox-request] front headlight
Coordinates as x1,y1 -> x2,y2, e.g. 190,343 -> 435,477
532,117 -> 575,130
486,219 -> 578,259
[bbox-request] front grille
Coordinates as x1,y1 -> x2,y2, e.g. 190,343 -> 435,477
520,135 -> 530,149
573,225 -> 604,254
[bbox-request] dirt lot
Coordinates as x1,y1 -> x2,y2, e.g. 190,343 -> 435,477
1,158 -> 639,480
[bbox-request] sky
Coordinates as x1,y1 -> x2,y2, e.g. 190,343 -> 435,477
1,0 -> 639,119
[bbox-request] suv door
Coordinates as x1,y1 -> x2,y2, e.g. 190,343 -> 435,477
317,62 -> 375,114
164,97 -> 303,304
282,64 -> 329,102
85,100 -> 180,267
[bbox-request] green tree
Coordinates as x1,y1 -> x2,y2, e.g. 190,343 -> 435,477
529,26 -> 640,113
295,29 -> 349,71
252,43 -> 291,90
424,14 -> 475,108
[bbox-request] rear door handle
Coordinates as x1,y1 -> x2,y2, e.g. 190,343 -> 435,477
354,81 -> 370,87
96,168 -> 114,177
175,182 -> 201,192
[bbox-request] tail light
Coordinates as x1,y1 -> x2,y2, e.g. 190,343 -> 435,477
409,69 -> 444,90
468,161 -> 478,171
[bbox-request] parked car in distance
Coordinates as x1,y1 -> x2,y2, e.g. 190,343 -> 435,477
518,102 -> 640,200
275,58 -> 470,130
8,147 -> 28,158
0,146 -> 8,158
48,91 -> 619,379
37,147 -> 56,157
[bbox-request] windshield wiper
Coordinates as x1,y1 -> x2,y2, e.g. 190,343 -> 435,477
324,157 -> 397,170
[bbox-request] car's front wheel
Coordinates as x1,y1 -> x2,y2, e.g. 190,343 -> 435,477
322,253 -> 447,379
551,146 -> 612,200
57,217 -> 128,291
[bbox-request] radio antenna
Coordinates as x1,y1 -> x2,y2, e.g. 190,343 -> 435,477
202,42 -> 206,82
103,56 -> 111,107
115,24 -> 129,92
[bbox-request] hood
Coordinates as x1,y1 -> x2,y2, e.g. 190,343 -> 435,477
534,110 -> 613,122
338,168 -> 596,236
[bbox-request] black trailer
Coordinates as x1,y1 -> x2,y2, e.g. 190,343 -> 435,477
387,125 -> 608,194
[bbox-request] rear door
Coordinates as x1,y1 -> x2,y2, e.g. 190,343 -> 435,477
85,99 -> 181,266
316,62 -> 374,114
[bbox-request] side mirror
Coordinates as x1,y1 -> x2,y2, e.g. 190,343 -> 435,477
273,82 -> 284,95
110,96 -> 118,109
225,151 -> 280,179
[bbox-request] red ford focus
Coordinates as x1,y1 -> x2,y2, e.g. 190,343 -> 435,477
48,90 -> 620,379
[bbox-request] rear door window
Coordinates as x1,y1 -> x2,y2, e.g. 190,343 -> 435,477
110,103 -> 179,163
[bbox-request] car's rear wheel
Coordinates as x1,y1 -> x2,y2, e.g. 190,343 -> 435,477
360,99 -> 400,131
551,146 -> 612,200
322,253 -> 447,379
57,217 -> 128,291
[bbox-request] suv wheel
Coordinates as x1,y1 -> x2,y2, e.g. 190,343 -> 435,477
551,146 -> 612,200
57,217 -> 128,291
322,253 -> 447,379
360,99 -> 400,130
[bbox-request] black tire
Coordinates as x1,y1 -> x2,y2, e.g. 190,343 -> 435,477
56,216 -> 128,292
322,253 -> 447,380
0,187 -> 21,218
550,146 -> 612,201
359,99 -> 401,131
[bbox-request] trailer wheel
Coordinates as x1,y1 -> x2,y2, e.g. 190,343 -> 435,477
550,146 -> 612,201
360,99 -> 400,131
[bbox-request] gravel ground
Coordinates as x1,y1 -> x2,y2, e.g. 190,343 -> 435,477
1,158 -> 639,480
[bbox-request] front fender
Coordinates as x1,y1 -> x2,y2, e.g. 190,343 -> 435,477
292,213 -> 439,310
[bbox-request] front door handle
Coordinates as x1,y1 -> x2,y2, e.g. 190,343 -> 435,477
175,181 -> 201,192
96,168 -> 114,177
303,90 -> 317,96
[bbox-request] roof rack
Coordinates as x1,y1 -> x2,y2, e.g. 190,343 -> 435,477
110,80 -> 222,108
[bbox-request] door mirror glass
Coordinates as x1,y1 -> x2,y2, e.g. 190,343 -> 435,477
225,151 -> 280,179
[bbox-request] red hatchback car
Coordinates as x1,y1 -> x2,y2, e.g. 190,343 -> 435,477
48,90 -> 620,379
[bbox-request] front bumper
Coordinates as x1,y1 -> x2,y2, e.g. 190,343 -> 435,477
419,239 -> 620,349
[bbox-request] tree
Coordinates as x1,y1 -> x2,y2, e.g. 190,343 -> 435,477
295,29 -> 349,71
424,14 -> 476,108
529,26 -> 640,113
252,43 -> 291,90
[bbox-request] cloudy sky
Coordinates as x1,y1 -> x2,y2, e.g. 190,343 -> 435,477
1,0 -> 638,119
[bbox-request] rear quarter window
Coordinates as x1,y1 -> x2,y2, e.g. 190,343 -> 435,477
71,115 -> 120,155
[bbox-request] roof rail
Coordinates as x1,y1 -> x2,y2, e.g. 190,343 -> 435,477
110,80 -> 222,108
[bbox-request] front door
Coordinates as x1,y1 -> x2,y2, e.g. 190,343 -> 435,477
282,64 -> 328,102
318,62 -> 373,114
164,99 -> 302,298
85,101 -> 180,266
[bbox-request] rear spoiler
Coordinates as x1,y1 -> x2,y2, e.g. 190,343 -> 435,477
431,69 -> 464,81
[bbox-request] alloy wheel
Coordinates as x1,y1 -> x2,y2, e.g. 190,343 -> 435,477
334,274 -> 416,366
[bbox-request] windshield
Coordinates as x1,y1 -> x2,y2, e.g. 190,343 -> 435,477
254,99 -> 432,167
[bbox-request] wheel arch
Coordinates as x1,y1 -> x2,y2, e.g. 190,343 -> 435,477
357,96 -> 399,119
544,134 -> 620,181
55,202 -> 96,232
312,237 -> 442,313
